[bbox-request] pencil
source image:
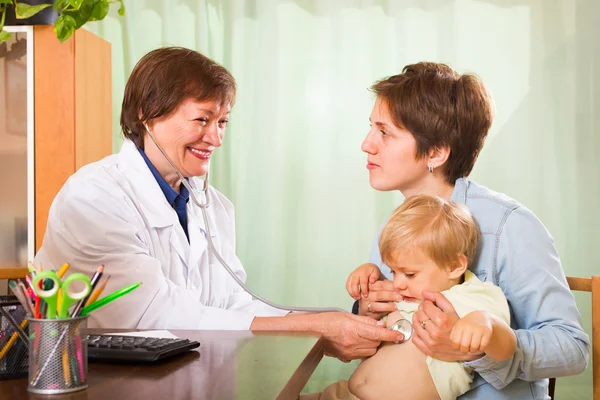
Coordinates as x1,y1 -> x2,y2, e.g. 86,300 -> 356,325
62,342 -> 71,385
57,263 -> 70,278
70,357 -> 80,385
84,275 -> 111,307
72,265 -> 104,317
9,281 -> 34,316
57,288 -> 63,316
0,319 -> 28,359
27,261 -> 36,278
16,281 -> 35,316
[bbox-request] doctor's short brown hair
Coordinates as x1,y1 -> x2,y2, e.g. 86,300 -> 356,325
120,46 -> 236,149
379,195 -> 480,270
371,62 -> 495,184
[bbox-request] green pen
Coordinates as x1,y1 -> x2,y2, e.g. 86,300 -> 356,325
79,282 -> 142,316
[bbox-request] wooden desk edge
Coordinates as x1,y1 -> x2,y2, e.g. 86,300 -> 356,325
277,336 -> 325,400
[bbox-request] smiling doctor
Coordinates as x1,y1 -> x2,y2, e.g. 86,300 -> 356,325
34,46 -> 402,361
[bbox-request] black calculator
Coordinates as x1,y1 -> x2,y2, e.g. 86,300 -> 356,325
86,334 -> 200,362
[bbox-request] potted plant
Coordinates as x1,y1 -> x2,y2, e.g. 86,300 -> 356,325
0,0 -> 124,44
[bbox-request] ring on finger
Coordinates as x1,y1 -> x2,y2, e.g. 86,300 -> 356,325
367,302 -> 372,313
420,319 -> 430,329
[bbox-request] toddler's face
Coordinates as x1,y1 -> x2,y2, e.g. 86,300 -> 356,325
388,249 -> 456,302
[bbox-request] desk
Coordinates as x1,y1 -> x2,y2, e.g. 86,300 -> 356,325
0,330 -> 324,400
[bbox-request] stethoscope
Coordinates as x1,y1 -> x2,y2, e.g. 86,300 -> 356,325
144,123 -> 413,339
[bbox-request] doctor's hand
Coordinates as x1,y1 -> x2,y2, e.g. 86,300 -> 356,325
412,291 -> 483,362
357,280 -> 400,320
316,312 -> 404,362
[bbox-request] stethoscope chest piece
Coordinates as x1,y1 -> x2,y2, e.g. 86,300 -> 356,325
388,318 -> 413,343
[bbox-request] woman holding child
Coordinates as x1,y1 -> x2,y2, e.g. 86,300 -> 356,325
343,63 -> 589,399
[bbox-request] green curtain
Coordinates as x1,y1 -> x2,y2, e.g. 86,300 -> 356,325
87,0 -> 598,397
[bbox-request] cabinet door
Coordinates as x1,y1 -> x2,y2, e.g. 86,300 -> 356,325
0,26 -> 34,271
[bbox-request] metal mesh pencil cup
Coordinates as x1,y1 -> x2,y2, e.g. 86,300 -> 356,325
27,316 -> 88,394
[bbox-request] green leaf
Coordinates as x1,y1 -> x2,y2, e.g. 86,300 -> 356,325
62,0 -> 92,29
117,0 -> 124,16
90,0 -> 108,21
0,0 -> 12,5
53,0 -> 68,11
0,5 -> 6,31
54,13 -> 76,43
0,29 -> 11,44
15,3 -> 52,19
67,0 -> 84,10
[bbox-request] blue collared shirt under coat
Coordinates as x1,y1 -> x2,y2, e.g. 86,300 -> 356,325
370,178 -> 590,400
138,148 -> 190,241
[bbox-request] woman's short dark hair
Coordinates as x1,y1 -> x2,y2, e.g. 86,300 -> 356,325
120,46 -> 236,149
371,62 -> 495,184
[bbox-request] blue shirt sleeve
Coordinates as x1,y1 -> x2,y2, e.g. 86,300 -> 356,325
463,206 -> 590,389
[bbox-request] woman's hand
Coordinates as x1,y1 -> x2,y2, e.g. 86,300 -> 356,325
357,280 -> 401,320
412,291 -> 483,362
346,263 -> 384,299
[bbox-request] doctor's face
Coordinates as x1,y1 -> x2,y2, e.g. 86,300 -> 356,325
144,99 -> 230,187
361,97 -> 429,194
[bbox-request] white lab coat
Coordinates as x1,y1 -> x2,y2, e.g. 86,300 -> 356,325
35,140 -> 287,330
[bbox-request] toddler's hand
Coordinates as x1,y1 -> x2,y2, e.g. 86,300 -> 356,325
450,310 -> 493,354
346,263 -> 382,300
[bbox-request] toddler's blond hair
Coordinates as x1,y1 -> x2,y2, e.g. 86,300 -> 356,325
379,195 -> 480,269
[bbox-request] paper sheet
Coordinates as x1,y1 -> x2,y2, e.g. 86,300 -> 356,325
104,330 -> 179,339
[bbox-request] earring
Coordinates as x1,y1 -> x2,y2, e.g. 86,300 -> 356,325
428,165 -> 433,173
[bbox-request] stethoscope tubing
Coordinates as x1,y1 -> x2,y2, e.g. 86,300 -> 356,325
145,125 -> 346,313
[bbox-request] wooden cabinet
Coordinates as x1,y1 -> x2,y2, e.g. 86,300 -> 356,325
0,26 -> 111,279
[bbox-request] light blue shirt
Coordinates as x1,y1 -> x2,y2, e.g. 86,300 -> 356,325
370,178 -> 590,400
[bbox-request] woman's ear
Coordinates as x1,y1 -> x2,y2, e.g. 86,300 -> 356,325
138,109 -> 150,130
448,253 -> 468,280
428,146 -> 451,169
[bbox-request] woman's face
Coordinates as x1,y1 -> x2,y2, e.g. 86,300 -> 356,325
144,99 -> 230,187
361,97 -> 429,193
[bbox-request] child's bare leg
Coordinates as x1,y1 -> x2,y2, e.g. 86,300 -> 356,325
348,327 -> 440,400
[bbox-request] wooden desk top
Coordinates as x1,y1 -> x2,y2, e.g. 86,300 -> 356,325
0,329 -> 324,400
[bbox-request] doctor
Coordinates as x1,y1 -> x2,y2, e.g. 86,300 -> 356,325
34,46 -> 402,361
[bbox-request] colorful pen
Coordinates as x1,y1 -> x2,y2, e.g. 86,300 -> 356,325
75,333 -> 85,382
25,276 -> 37,300
80,282 -> 141,316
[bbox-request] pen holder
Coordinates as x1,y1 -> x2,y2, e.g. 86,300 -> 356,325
27,316 -> 88,394
0,297 -> 29,380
